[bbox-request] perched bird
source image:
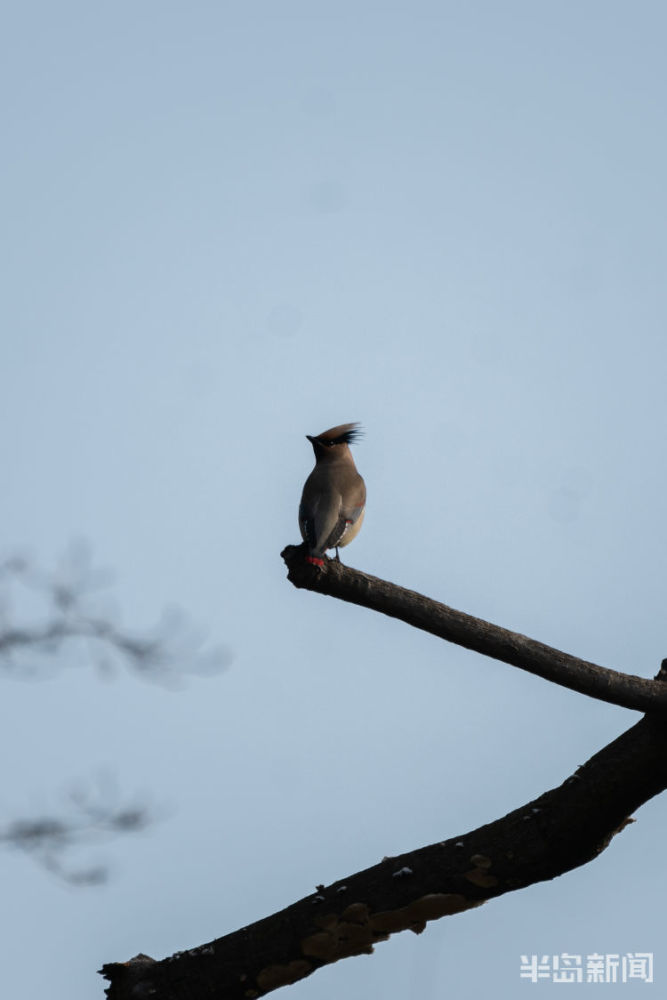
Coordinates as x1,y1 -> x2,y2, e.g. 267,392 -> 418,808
299,422 -> 366,566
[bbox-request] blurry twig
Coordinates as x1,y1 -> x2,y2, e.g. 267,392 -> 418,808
0,543 -> 230,684
1,775 -> 155,886
0,542 -> 226,885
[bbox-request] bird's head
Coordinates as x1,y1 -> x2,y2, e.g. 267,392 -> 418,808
306,422 -> 362,459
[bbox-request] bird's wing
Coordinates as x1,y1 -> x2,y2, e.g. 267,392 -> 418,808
330,478 -> 366,548
299,479 -> 342,556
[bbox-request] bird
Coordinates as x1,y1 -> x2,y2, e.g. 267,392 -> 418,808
299,422 -> 366,566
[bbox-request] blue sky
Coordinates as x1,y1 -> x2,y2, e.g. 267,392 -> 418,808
2,2 -> 667,997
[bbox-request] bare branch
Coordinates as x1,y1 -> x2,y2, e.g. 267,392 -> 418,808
100,712 -> 667,998
281,544 -> 667,714
99,552 -> 667,994
1,544 -> 229,887
0,545 -> 230,684
1,775 -> 154,886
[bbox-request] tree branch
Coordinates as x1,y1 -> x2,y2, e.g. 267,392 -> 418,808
0,548 -> 229,684
1,777 -> 152,886
280,545 -> 667,714
100,712 -> 667,999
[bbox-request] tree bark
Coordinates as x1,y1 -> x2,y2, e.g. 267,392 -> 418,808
280,545 -> 667,714
101,713 -> 667,999
99,551 -> 667,998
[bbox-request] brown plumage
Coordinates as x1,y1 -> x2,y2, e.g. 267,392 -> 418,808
299,422 -> 366,564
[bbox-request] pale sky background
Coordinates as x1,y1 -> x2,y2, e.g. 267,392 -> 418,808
2,2 -> 667,997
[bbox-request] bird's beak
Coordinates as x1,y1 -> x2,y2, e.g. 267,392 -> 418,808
306,435 -> 315,443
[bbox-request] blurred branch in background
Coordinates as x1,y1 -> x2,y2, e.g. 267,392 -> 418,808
1,541 -> 230,885
0,541 -> 231,685
1,774 -> 155,886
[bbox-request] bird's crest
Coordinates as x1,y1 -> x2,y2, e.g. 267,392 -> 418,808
313,422 -> 363,447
